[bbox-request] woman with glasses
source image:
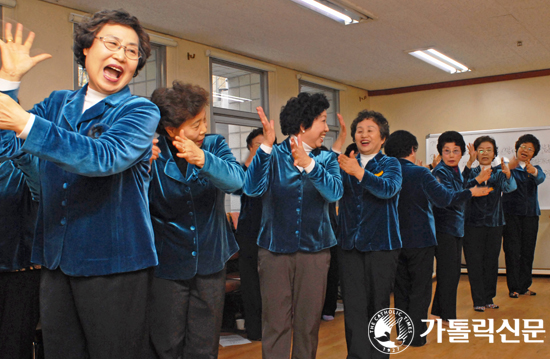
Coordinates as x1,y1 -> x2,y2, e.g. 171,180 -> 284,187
502,135 -> 545,298
0,10 -> 159,358
462,136 -> 516,312
430,131 -> 491,323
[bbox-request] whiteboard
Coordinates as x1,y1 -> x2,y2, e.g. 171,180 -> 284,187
426,126 -> 550,210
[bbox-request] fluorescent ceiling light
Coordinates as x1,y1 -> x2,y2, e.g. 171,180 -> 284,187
290,0 -> 374,25
408,49 -> 471,74
213,93 -> 252,103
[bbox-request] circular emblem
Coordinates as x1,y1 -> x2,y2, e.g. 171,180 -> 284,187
368,308 -> 414,354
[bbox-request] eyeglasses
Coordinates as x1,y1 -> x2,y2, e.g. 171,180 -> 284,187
478,149 -> 493,154
520,145 -> 535,153
442,149 -> 461,156
95,36 -> 141,60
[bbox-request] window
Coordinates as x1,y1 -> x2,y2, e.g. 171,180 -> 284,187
299,81 -> 340,150
75,43 -> 166,98
211,60 -> 268,212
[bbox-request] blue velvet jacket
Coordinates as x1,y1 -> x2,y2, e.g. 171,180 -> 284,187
463,166 -> 517,227
243,138 -> 343,253
0,160 -> 38,271
338,152 -> 402,252
0,85 -> 160,276
502,165 -> 545,217
397,159 -> 472,249
236,164 -> 263,239
149,134 -> 243,280
432,162 -> 469,238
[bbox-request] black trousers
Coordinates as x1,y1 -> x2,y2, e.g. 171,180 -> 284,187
236,234 -> 262,340
338,248 -> 399,359
503,215 -> 539,293
40,267 -> 153,359
431,232 -> 462,321
463,226 -> 503,306
322,245 -> 339,317
149,269 -> 226,359
393,246 -> 435,346
0,269 -> 41,359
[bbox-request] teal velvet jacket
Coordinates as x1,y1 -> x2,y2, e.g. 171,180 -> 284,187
502,165 -> 545,217
0,160 -> 38,271
0,85 -> 160,276
432,162 -> 469,238
397,159 -> 472,249
149,134 -> 243,280
243,138 -> 343,253
338,152 -> 402,252
463,166 -> 517,227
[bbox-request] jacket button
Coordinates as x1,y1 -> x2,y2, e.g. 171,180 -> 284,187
61,200 -> 67,206
189,212 -> 194,216
190,226 -> 196,231
192,251 -> 197,256
60,218 -> 67,225
63,183 -> 68,189
295,230 -> 299,235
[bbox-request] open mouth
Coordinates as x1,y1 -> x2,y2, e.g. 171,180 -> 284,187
360,140 -> 370,146
104,65 -> 123,81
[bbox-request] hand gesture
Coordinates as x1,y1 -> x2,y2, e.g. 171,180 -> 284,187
173,129 -> 205,167
475,166 -> 492,184
507,156 -> 519,170
148,138 -> 161,172
466,143 -> 477,168
290,135 -> 313,169
0,23 -> 52,82
525,160 -> 537,175
338,150 -> 363,181
332,114 -> 347,153
256,106 -> 275,147
501,157 -> 511,179
432,154 -> 441,168
416,159 -> 424,167
0,92 -> 31,133
470,185 -> 493,197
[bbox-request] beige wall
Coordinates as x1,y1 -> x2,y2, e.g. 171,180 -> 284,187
4,0 -> 368,141
370,77 -> 550,271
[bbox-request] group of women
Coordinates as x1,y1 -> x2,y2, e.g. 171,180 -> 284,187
0,8 -> 545,359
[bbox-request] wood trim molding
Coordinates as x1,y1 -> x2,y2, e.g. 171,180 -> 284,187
368,68 -> 550,97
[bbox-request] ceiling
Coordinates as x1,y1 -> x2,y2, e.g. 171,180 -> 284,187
41,0 -> 550,91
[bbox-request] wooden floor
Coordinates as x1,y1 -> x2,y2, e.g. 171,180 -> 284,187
219,275 -> 549,358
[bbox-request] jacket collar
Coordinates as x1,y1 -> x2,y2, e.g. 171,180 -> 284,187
62,85 -> 132,130
157,136 -> 189,183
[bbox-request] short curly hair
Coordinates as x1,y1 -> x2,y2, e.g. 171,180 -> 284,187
73,9 -> 151,78
279,92 -> 330,136
151,81 -> 210,138
437,131 -> 465,156
385,130 -> 418,158
515,134 -> 541,158
473,135 -> 498,158
350,110 -> 390,148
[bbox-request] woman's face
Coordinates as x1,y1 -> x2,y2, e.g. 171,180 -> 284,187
441,142 -> 462,167
301,110 -> 328,149
83,24 -> 139,95
476,141 -> 495,166
354,118 -> 384,155
166,107 -> 208,147
517,142 -> 536,162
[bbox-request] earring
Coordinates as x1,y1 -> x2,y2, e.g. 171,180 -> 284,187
302,130 -> 305,133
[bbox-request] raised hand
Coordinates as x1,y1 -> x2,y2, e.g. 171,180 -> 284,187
501,157 -> 511,179
416,159 -> 424,167
0,23 -> 52,82
290,134 -> 313,169
332,114 -> 347,153
432,154 -> 441,168
338,150 -> 363,181
466,143 -> 477,168
470,185 -> 493,197
475,166 -> 492,184
173,129 -> 205,167
256,106 -> 275,147
525,160 -> 537,175
148,138 -> 161,172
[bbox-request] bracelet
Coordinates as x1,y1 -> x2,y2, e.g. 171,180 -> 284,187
429,164 -> 433,170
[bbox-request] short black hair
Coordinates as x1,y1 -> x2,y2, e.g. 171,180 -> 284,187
344,143 -> 358,156
437,131 -> 466,155
151,81 -> 209,138
350,110 -> 390,148
515,134 -> 541,157
385,130 -> 418,158
473,135 -> 498,158
246,128 -> 264,150
73,9 -> 151,78
279,92 -> 329,136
